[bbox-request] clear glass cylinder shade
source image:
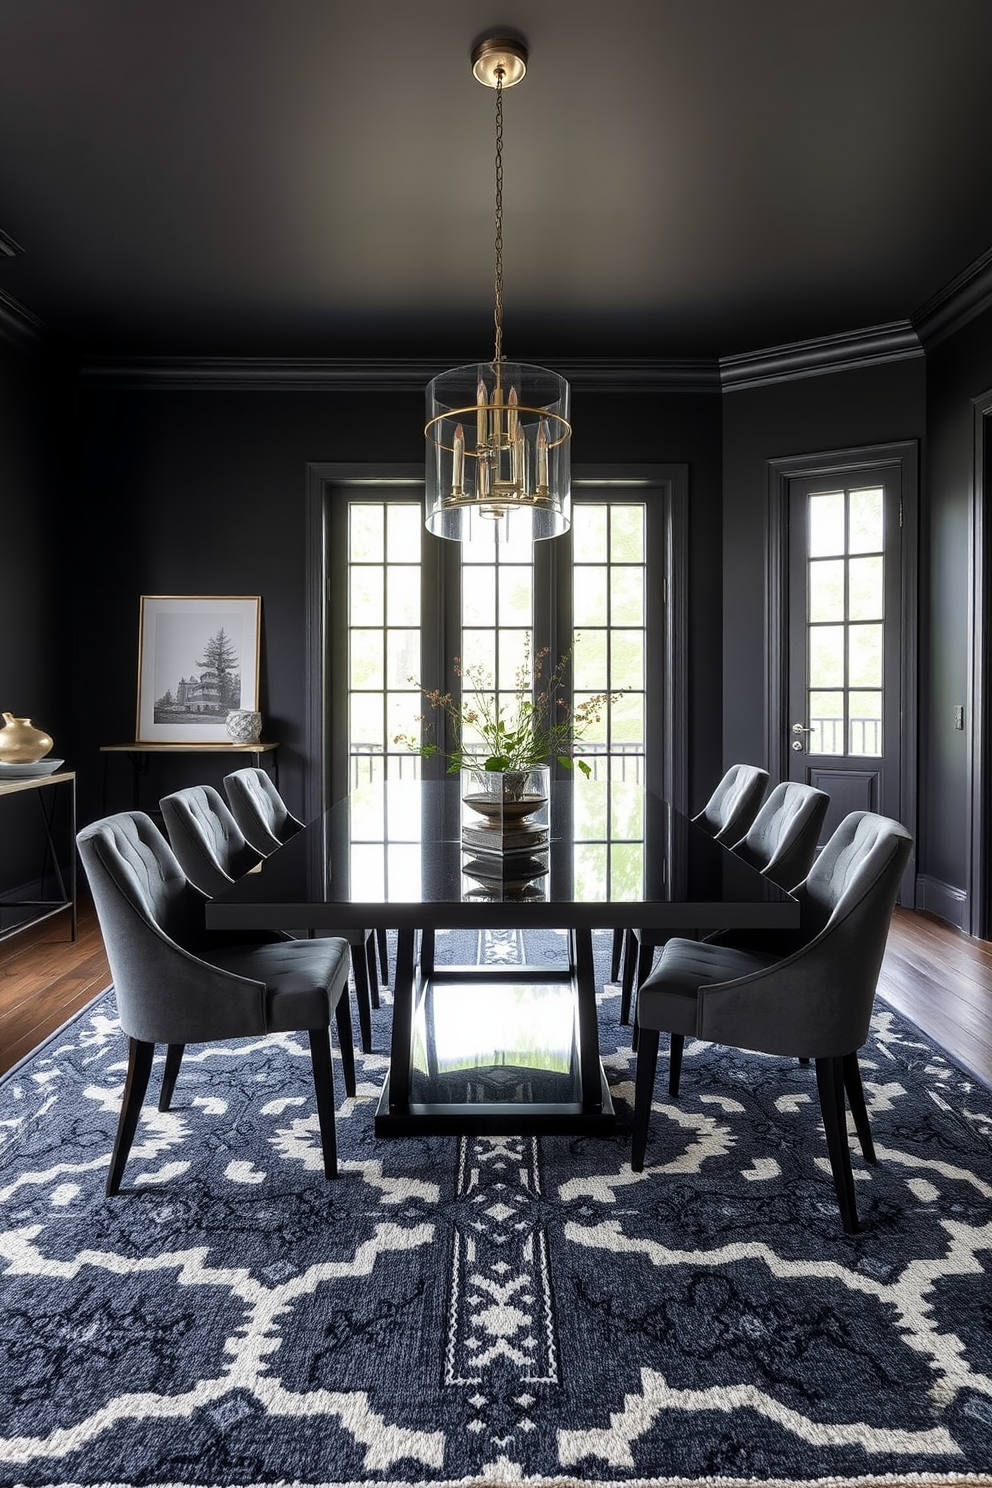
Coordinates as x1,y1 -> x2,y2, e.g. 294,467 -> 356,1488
426,361 -> 571,543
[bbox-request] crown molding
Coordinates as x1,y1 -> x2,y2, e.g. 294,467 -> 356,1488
78,357 -> 442,391
719,321 -> 923,392
0,288 -> 48,357
912,246 -> 992,350
77,354 -> 722,394
552,359 -> 720,392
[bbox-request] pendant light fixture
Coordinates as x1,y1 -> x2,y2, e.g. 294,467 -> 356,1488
425,34 -> 571,544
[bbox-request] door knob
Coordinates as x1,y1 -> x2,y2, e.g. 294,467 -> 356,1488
792,722 -> 813,734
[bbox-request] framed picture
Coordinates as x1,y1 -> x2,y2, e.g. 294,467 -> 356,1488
136,595 -> 262,743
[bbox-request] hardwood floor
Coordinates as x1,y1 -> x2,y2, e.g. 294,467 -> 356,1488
0,897 -> 111,1075
875,906 -> 992,1089
1,898 -> 991,1089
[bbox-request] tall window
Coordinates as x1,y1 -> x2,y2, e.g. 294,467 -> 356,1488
336,488 -> 659,833
570,500 -> 646,781
568,498 -> 647,902
459,525 -> 534,753
806,486 -> 884,757
347,499 -> 423,786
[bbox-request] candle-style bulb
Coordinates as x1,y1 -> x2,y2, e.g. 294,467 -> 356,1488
476,377 -> 488,450
452,423 -> 465,494
537,418 -> 549,490
512,421 -> 525,490
507,385 -> 519,443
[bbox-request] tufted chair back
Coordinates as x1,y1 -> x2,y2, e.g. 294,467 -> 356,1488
693,763 -> 769,843
159,783 -> 261,897
78,809 -> 204,954
790,808 -> 910,950
222,767 -> 304,857
732,780 -> 830,890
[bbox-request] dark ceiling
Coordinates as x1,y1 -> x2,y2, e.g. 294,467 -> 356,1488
1,0 -> 991,362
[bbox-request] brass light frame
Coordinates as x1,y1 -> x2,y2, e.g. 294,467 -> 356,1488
425,33 -> 571,544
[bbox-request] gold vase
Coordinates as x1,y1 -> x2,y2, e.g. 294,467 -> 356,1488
0,713 -> 54,763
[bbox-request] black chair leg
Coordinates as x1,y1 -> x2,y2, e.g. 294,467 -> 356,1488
350,938 -> 374,1054
668,1032 -> 685,1097
843,1051 -> 876,1164
619,929 -> 638,1024
631,1025 -> 660,1171
107,1038 -> 155,1197
308,1028 -> 338,1180
815,1055 -> 860,1233
158,1043 -> 185,1111
365,932 -> 380,1010
376,926 -> 389,984
335,991 -> 357,1098
610,926 -> 623,982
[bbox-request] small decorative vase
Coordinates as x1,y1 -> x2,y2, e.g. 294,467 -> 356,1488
461,763 -> 551,846
0,713 -> 54,763
225,709 -> 262,744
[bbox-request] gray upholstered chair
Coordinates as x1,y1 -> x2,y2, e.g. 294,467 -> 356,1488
619,763 -> 771,1023
221,766 -> 387,1052
622,779 -> 830,1023
159,783 -> 261,897
76,810 -> 355,1195
630,810 -> 913,1232
730,779 -> 830,890
221,766 -> 305,857
692,762 -> 770,843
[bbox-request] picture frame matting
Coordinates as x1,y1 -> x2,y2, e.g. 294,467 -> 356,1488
135,595 -> 261,743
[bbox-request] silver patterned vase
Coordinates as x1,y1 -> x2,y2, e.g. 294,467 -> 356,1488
225,709 -> 262,744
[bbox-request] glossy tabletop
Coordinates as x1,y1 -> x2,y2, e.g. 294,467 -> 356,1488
205,779 -> 798,1138
205,778 -> 799,936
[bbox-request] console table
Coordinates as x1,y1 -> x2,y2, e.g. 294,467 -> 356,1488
100,742 -> 279,813
0,770 -> 77,942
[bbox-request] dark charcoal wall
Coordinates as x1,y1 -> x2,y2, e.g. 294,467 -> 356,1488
0,338 -> 74,890
923,302 -> 992,914
70,379 -> 723,829
721,358 -> 927,783
0,339 -> 72,743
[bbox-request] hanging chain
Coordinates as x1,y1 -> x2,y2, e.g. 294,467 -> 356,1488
492,67 -> 504,365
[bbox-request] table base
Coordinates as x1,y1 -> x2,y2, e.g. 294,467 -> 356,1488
374,1064 -> 615,1137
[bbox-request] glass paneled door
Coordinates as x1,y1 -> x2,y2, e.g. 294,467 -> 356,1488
787,468 -> 903,841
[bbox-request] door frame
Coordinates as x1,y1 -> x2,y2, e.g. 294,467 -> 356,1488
765,441 -> 918,900
968,391 -> 992,938
304,461 -> 689,823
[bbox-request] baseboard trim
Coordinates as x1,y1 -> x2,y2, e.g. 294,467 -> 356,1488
915,875 -> 968,931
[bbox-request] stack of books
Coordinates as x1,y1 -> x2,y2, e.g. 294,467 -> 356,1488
461,821 -> 549,855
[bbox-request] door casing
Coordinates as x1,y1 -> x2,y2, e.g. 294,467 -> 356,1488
766,442 -> 918,902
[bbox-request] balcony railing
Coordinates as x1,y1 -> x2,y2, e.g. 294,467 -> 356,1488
349,741 -> 645,789
808,717 -> 882,756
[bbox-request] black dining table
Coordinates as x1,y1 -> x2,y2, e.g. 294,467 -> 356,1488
205,778 -> 799,1140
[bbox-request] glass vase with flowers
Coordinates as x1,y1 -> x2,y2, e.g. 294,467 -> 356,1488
394,637 -> 622,832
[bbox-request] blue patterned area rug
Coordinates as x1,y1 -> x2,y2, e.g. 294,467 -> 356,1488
2,927 -> 992,1488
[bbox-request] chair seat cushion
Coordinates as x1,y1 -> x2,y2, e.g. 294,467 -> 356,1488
204,937 -> 352,1033
637,936 -> 780,1035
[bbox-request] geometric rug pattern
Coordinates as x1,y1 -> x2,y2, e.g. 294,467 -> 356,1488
2,926 -> 992,1487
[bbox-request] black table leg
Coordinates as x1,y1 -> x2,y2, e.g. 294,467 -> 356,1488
387,927 -> 417,1113
572,926 -> 603,1111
